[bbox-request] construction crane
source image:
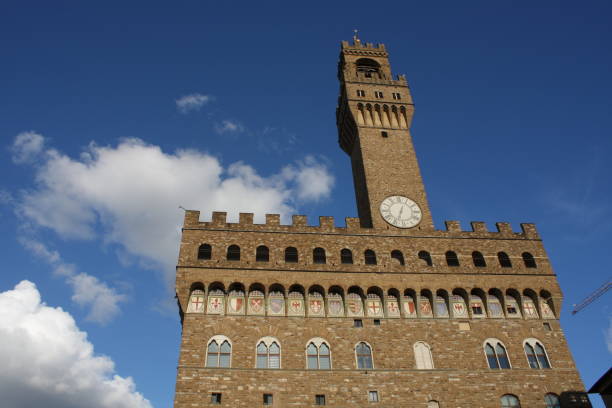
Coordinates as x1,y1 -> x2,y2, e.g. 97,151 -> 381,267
572,280 -> 612,315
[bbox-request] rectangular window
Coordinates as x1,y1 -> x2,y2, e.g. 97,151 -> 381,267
263,393 -> 273,405
543,322 -> 552,331
353,319 -> 363,328
507,306 -> 517,314
471,304 -> 483,315
373,319 -> 381,326
368,390 -> 379,402
374,91 -> 383,98
211,393 -> 222,404
356,89 -> 365,97
381,131 -> 388,138
392,92 -> 402,100
315,394 -> 326,405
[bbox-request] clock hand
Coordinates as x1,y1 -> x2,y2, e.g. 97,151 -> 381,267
398,205 -> 404,219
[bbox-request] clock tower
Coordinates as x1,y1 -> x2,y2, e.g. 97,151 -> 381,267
336,36 -> 434,230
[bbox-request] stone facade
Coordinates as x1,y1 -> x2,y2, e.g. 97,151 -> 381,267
173,38 -> 587,407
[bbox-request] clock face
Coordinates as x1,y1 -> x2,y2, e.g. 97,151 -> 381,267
380,196 -> 422,228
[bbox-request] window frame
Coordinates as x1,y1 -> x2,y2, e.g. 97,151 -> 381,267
413,341 -> 434,369
206,335 -> 232,368
340,248 -> 354,264
355,341 -> 374,370
313,247 -> 327,264
500,394 -> 521,407
364,249 -> 377,265
523,338 -> 552,369
544,393 -> 560,408
226,244 -> 240,261
284,246 -> 299,263
255,245 -> 269,262
445,250 -> 460,267
255,336 -> 282,369
483,338 -> 512,369
197,244 -> 212,260
305,337 -> 332,370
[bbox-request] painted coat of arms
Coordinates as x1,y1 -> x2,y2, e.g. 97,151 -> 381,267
228,297 -> 244,314
386,300 -> 400,317
419,298 -> 432,316
269,298 -> 285,315
249,297 -> 264,314
207,297 -> 223,314
402,299 -> 416,317
309,299 -> 323,316
328,299 -> 343,316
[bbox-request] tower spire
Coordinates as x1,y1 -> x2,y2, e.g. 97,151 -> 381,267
353,29 -> 361,45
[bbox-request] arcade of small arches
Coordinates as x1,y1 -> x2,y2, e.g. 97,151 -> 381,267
355,103 -> 410,129
185,282 -> 557,320
196,244 -> 539,270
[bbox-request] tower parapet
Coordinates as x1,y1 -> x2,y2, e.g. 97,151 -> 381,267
183,210 -> 540,240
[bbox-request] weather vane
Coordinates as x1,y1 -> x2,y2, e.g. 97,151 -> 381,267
353,29 -> 361,44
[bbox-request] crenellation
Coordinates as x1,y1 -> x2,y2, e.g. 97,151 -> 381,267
520,223 -> 539,239
470,221 -> 488,233
239,213 -> 253,225
265,214 -> 280,226
495,222 -> 513,235
211,211 -> 227,225
319,216 -> 335,230
292,215 -> 307,226
184,211 -> 541,241
444,220 -> 462,233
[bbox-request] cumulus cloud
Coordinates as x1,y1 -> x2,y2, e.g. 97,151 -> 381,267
19,237 -> 125,324
0,281 -> 151,408
214,119 -> 245,134
281,155 -> 334,201
11,131 -> 45,163
15,136 -> 334,284
175,93 -> 213,113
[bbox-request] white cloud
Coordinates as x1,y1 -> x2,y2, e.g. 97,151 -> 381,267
281,155 -> 334,202
11,131 -> 45,163
214,119 -> 245,134
175,93 -> 213,113
15,136 -> 334,285
0,281 -> 151,408
19,237 -> 125,324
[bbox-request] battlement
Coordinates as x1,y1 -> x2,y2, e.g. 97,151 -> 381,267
183,210 -> 540,240
341,40 -> 388,57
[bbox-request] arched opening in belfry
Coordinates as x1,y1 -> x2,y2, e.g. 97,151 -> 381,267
356,58 -> 381,78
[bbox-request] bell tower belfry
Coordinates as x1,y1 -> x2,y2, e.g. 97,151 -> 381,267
336,37 -> 434,230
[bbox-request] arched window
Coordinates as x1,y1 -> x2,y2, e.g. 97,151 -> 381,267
427,402 -> 440,408
414,341 -> 434,369
544,393 -> 560,408
445,251 -> 459,267
227,245 -> 240,261
285,247 -> 298,263
500,394 -> 521,407
313,247 -> 326,264
524,339 -> 551,369
340,248 -> 353,264
484,339 -> 511,369
418,250 -> 433,266
498,252 -> 512,268
356,58 -> 381,78
256,245 -> 269,262
198,244 -> 212,260
256,337 -> 281,369
355,342 -> 373,369
206,336 -> 231,368
522,252 -> 537,268
472,251 -> 486,267
364,249 -> 377,265
306,338 -> 331,369
391,250 -> 405,266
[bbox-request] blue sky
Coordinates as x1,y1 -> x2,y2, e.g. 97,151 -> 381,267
1,1 -> 610,407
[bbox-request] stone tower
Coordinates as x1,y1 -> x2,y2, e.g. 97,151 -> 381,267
173,38 -> 590,408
